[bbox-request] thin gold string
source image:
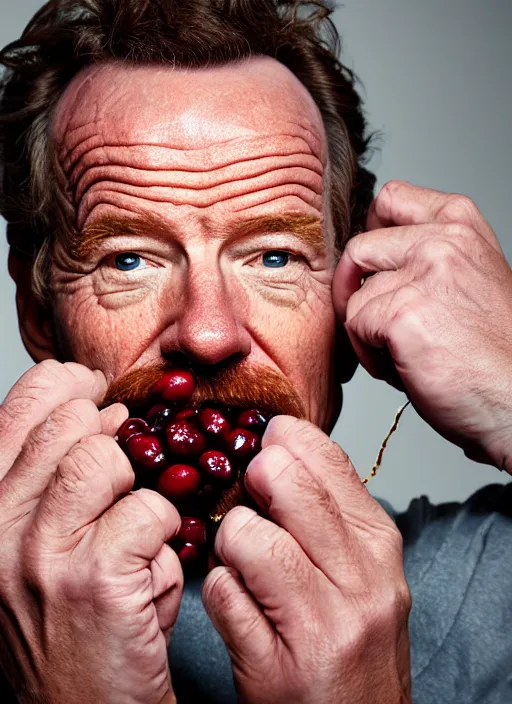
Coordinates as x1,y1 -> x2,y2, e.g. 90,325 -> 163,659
362,400 -> 411,485
210,399 -> 411,523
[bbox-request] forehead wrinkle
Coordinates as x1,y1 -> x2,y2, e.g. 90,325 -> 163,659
73,158 -> 322,209
79,183 -> 322,229
62,130 -> 322,187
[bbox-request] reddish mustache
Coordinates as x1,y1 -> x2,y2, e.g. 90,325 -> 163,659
102,362 -> 306,419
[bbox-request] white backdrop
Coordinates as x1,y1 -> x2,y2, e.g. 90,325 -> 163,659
1,0 -> 511,511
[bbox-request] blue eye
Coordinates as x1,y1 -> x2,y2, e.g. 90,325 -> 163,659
262,251 -> 290,268
114,253 -> 142,271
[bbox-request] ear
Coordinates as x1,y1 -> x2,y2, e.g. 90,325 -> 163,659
8,248 -> 58,362
335,323 -> 359,384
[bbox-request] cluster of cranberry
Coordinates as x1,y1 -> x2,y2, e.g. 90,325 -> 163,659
116,370 -> 270,568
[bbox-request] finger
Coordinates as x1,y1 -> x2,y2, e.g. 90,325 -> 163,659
261,415 -> 366,498
343,223 -> 449,274
333,241 -> 408,321
99,403 -> 129,436
213,506 -> 325,637
367,180 -> 499,251
333,223 -> 453,321
33,433 -> 136,544
247,417 -> 387,579
345,285 -> 427,383
0,361 -> 107,480
202,565 -> 276,671
151,543 -> 184,634
97,488 -> 182,573
244,443 -> 352,582
1,398 -> 106,508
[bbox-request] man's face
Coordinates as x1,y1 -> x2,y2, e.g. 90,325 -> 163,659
49,57 -> 342,431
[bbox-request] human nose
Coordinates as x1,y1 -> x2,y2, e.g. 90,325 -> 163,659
166,265 -> 251,366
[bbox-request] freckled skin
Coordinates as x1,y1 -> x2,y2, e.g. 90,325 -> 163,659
50,57 -> 342,431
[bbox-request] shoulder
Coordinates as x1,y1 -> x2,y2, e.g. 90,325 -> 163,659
393,483 -> 512,704
395,482 -> 512,564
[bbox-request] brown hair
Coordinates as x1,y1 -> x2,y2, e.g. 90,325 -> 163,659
0,0 -> 376,302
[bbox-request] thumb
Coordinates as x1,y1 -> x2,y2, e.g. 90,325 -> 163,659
202,566 -> 276,670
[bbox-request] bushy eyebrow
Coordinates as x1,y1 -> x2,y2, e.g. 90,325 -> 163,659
74,212 -> 326,258
74,213 -> 170,258
235,214 -> 326,254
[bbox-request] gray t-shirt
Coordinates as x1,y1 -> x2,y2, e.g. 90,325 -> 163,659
169,482 -> 512,703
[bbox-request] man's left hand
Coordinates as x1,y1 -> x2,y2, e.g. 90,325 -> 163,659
333,181 -> 512,471
202,416 -> 411,704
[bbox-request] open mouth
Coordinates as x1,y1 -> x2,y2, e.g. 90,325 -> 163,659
115,369 -> 273,571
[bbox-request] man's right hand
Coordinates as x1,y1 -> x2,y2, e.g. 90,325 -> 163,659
0,361 -> 183,704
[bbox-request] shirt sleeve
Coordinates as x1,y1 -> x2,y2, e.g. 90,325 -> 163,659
393,482 -> 512,704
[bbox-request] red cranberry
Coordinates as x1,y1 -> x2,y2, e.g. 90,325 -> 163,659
157,464 -> 201,501
198,408 -> 231,436
176,542 -> 201,564
225,428 -> 260,461
236,409 -> 269,434
166,421 -> 206,457
117,418 -> 150,446
149,407 -> 174,434
177,516 -> 207,545
174,408 -> 199,421
151,370 -> 195,402
146,403 -> 167,421
126,433 -> 166,469
198,450 -> 234,482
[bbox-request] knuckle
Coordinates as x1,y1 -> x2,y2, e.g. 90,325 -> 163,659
388,295 -> 425,332
55,452 -> 97,497
0,362 -> 67,426
203,567 -> 238,613
37,358 -> 66,380
220,506 -> 261,549
272,415 -> 347,464
21,399 -> 100,459
379,179 -> 404,200
51,398 -> 100,431
77,433 -> 120,465
371,522 -> 405,565
412,237 -> 460,266
443,221 -> 475,241
297,421 -> 347,463
374,580 -> 412,629
269,530 -> 303,571
56,435 -> 123,495
116,491 -> 165,538
438,193 -> 479,224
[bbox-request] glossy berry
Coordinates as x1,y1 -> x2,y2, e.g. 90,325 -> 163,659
151,370 -> 195,402
198,450 -> 234,482
174,408 -> 199,422
117,418 -> 150,446
236,409 -> 269,434
177,516 -> 207,545
166,421 -> 206,457
126,433 -> 166,469
157,464 -> 201,501
146,403 -> 167,421
176,542 -> 201,564
225,428 -> 260,461
198,408 -> 231,436
149,407 -> 174,434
